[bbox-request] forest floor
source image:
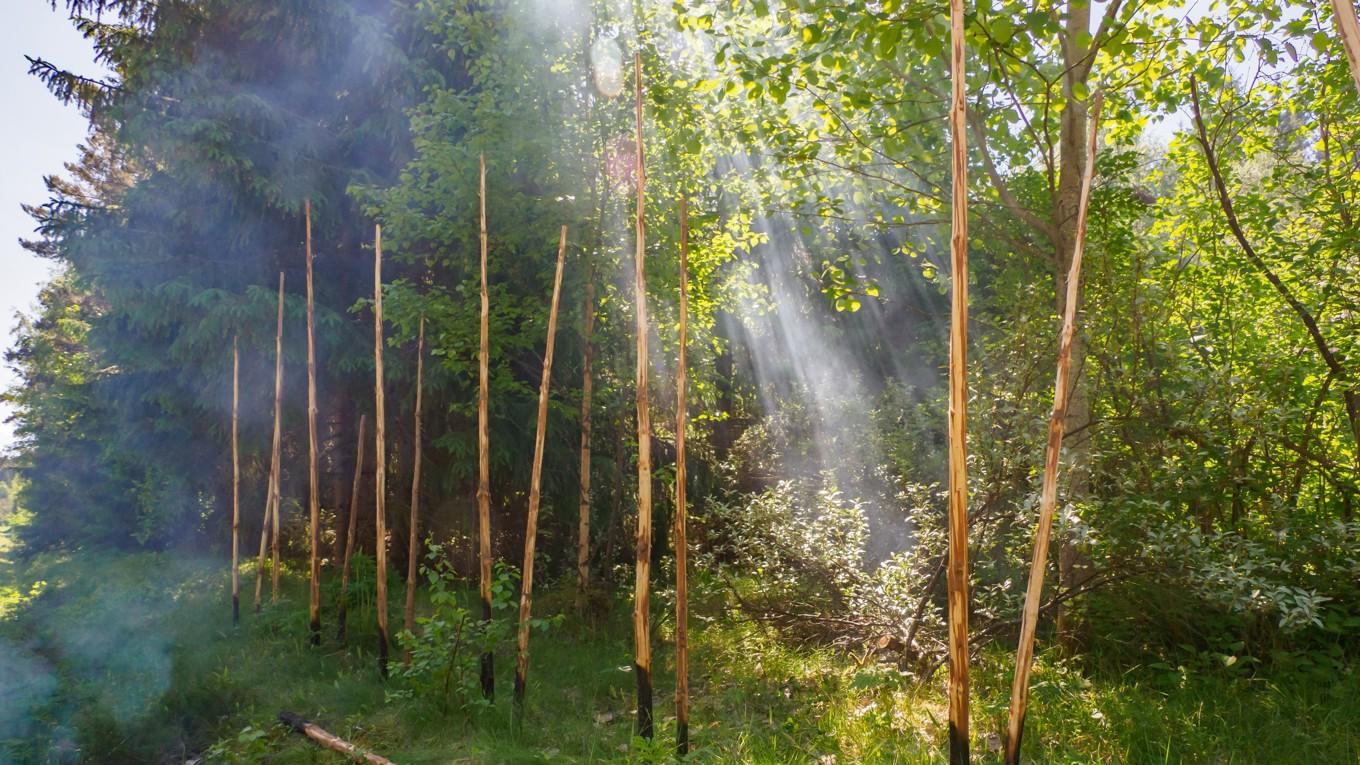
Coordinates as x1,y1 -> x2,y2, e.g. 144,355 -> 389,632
1,529 -> 1358,764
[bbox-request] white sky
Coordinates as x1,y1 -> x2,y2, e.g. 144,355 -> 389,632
0,3 -> 105,451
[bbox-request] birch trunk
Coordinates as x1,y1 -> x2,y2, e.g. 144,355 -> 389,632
675,197 -> 691,756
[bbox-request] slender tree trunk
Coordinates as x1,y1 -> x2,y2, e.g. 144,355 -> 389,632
1332,0 -> 1360,95
631,51 -> 655,741
231,335 -> 240,626
675,197 -> 691,757
514,227 -> 568,714
477,153 -> 495,700
256,272 -> 285,611
338,414 -> 367,643
403,317 -> 425,666
374,224 -> 390,677
945,2 -> 972,761
578,274 -> 595,600
1005,93 -> 1103,765
305,199 -> 322,646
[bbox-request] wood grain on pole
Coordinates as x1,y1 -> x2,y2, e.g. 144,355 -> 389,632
631,50 -> 655,741
338,414 -> 367,642
373,224 -> 390,677
514,226 -> 568,713
256,272 -> 285,611
1332,0 -> 1360,95
675,196 -> 691,756
403,316 -> 425,666
231,334 -> 240,626
577,272 -> 595,597
946,0 -> 972,761
477,152 -> 495,700
305,199 -> 322,646
1004,92 -> 1103,765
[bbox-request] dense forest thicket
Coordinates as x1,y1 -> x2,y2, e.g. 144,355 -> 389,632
3,0 -> 1360,762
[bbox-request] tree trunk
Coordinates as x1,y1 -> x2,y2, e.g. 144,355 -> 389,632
305,199 -> 322,647
514,227 -> 568,713
631,52 -> 655,742
338,414 -> 367,643
231,335 -> 240,626
578,273 -> 595,598
945,1 -> 972,762
256,272 -> 285,611
373,224 -> 390,677
403,317 -> 425,665
477,153 -> 495,700
1005,93 -> 1103,765
675,197 -> 691,757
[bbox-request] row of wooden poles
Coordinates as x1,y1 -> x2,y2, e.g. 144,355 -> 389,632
224,53 -> 696,752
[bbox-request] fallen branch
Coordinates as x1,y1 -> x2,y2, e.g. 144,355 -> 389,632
277,711 -> 396,765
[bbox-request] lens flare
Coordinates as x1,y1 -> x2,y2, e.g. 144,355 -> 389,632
591,36 -> 623,98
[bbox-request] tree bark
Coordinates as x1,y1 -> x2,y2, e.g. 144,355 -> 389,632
305,199 -> 322,646
1332,0 -> 1360,95
578,274 -> 595,600
514,227 -> 568,713
373,224 -> 390,677
231,334 -> 240,626
403,316 -> 425,665
631,51 -> 655,741
338,414 -> 367,643
477,153 -> 495,700
675,197 -> 691,756
1005,92 -> 1103,765
255,272 -> 285,611
945,2 -> 972,762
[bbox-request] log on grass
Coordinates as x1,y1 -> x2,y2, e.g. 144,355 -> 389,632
403,316 -> 425,666
945,1 -> 972,762
675,197 -> 691,756
231,334 -> 240,626
476,152 -> 495,699
277,711 -> 396,765
631,50 -> 655,741
256,272 -> 285,611
1004,92 -> 1103,765
305,199 -> 322,646
373,224 -> 390,677
338,413 -> 367,643
514,226 -> 568,713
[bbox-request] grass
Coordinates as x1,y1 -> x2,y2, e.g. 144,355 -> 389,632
1,540 -> 1358,764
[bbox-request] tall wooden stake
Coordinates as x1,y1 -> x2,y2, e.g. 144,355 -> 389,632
231,335 -> 240,626
514,226 -> 568,713
477,153 -> 495,700
1004,92 -> 1103,765
338,414 -> 367,642
374,224 -> 390,677
577,271 -> 595,598
255,272 -> 285,611
675,197 -> 691,756
403,316 -> 425,666
305,199 -> 322,646
1333,0 -> 1360,95
631,50 -> 655,741
945,0 -> 972,761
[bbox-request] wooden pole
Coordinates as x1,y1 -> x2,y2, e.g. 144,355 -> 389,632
256,272 -> 285,611
631,50 -> 655,741
305,199 -> 322,646
675,197 -> 691,756
231,334 -> 240,626
514,226 -> 568,713
1332,0 -> 1360,95
1004,92 -> 1103,765
403,316 -> 425,665
577,271 -> 595,599
277,712 -> 396,765
374,224 -> 390,677
477,152 -> 495,700
945,0 -> 971,761
338,414 -> 367,642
